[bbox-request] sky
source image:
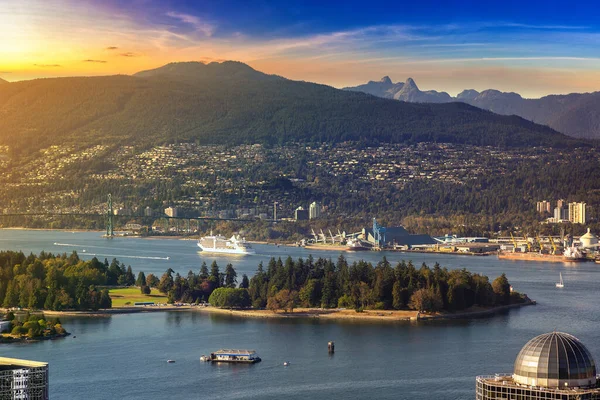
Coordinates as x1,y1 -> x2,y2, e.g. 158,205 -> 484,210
1,0 -> 600,97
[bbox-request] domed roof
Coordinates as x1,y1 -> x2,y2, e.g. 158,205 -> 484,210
581,228 -> 597,239
513,332 -> 597,388
580,229 -> 598,248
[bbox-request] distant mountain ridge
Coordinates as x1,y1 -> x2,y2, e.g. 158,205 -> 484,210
0,61 -> 581,157
134,61 -> 282,83
343,77 -> 451,103
0,78 -> 7,84
344,77 -> 600,139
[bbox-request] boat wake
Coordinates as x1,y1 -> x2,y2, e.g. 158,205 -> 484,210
54,243 -> 170,260
81,253 -> 170,261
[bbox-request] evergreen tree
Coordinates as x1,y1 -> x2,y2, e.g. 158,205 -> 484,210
240,274 -> 249,289
199,262 -> 209,280
392,280 -> 403,309
3,281 -> 18,308
158,268 -> 175,294
125,266 -> 135,286
224,264 -> 237,288
492,273 -> 511,305
136,271 -> 147,287
99,289 -> 112,309
210,261 -> 220,287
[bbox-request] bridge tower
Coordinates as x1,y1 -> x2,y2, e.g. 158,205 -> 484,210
106,194 -> 114,237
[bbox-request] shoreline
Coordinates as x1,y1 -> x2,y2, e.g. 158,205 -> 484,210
0,332 -> 71,343
37,299 -> 535,321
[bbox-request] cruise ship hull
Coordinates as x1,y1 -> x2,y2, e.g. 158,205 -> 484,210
197,243 -> 255,255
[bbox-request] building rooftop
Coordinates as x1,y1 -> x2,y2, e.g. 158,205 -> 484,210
214,349 -> 256,355
0,357 -> 48,371
513,332 -> 597,388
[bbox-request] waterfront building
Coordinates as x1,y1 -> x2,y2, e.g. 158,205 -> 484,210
569,202 -> 586,224
294,207 -> 308,221
580,228 -> 598,248
309,201 -> 321,219
0,357 -> 48,400
476,332 -> 600,400
164,207 -> 177,218
362,224 -> 436,248
536,200 -> 551,214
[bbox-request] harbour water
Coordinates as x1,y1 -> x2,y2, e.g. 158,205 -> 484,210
1,230 -> 599,399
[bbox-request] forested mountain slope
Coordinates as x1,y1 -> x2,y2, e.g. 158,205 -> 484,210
346,76 -> 600,139
0,61 -> 581,157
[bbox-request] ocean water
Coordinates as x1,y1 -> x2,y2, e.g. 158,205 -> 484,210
1,230 -> 598,399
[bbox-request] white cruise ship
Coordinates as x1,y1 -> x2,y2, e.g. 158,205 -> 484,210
197,233 -> 255,255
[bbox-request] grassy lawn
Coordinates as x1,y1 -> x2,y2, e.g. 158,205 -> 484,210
109,287 -> 168,307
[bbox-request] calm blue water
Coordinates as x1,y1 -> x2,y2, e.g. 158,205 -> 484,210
1,230 -> 599,400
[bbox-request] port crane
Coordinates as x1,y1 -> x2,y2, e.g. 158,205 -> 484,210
535,234 -> 544,253
549,236 -> 558,255
523,235 -> 532,252
510,233 -> 519,250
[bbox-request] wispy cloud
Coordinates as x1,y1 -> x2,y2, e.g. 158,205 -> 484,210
499,22 -> 589,30
165,11 -> 215,37
33,64 -> 61,67
83,59 -> 107,63
105,46 -> 118,50
119,52 -> 138,57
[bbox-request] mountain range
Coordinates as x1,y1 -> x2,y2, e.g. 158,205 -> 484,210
344,77 -> 600,139
343,76 -> 452,103
0,61 -> 580,157
0,78 -> 7,84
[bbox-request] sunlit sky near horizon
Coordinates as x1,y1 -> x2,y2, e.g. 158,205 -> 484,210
2,0 -> 600,98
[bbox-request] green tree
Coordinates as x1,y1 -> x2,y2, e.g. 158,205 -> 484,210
3,281 -> 18,308
199,262 -> 209,280
210,261 -> 221,287
299,279 -> 321,307
124,266 -> 135,286
492,273 -> 511,305
136,271 -> 147,287
392,280 -> 403,309
99,289 -> 112,309
224,264 -> 237,288
158,268 -> 174,294
208,288 -> 251,308
240,274 -> 249,289
337,294 -> 354,308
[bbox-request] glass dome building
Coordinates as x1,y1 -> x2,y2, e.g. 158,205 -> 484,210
476,332 -> 600,400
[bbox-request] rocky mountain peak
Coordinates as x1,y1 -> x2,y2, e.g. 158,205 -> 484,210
404,77 -> 418,89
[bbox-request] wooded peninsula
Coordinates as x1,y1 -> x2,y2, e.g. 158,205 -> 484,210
0,250 -> 526,321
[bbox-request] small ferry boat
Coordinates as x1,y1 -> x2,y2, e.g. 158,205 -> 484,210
204,349 -> 261,364
167,360 -> 175,363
